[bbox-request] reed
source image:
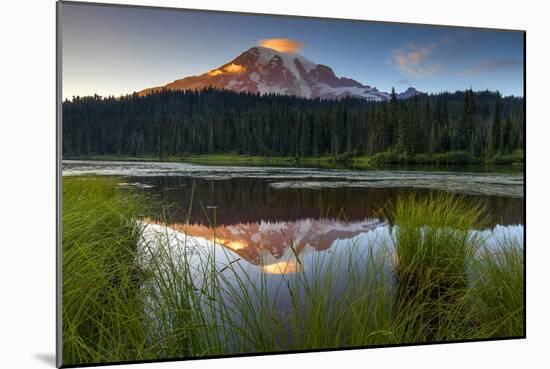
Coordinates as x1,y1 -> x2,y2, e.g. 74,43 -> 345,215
61,178 -> 524,366
391,194 -> 487,342
62,177 -> 148,364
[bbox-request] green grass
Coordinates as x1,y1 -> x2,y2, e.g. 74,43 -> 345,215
63,153 -> 365,169
62,177 -> 148,363
62,177 -> 225,365
65,150 -> 523,170
62,178 -> 524,366
391,194 -> 487,342
367,150 -> 524,166
470,237 -> 525,338
489,149 -> 525,165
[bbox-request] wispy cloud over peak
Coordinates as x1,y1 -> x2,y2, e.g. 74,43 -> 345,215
392,42 -> 441,77
258,38 -> 304,53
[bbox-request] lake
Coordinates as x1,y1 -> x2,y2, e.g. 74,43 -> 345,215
63,159 -> 524,270
62,159 -> 525,349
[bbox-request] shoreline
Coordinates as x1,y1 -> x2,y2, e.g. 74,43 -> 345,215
62,153 -> 524,171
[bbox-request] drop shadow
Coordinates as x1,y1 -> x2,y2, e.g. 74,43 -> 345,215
34,353 -> 56,367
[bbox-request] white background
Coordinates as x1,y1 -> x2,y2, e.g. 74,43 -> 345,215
0,0 -> 547,368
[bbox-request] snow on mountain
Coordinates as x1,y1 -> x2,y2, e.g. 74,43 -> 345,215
396,87 -> 424,100
146,217 -> 384,266
139,46 -> 418,101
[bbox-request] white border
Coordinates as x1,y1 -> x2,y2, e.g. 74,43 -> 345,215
1,1 -> 547,368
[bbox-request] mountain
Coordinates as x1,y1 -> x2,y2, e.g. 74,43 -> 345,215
152,218 -> 383,267
396,87 -> 424,100
139,46 -> 419,101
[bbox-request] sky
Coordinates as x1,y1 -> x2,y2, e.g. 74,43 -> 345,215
61,3 -> 524,99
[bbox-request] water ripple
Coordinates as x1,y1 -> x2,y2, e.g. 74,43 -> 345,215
63,160 -> 524,198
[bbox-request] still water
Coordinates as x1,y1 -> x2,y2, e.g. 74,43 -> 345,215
63,160 -> 524,272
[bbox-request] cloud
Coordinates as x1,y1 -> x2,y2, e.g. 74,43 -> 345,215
392,42 -> 441,77
259,38 -> 304,53
397,79 -> 410,85
459,59 -> 522,76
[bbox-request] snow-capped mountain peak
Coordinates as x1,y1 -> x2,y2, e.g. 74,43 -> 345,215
139,46 -> 417,101
253,46 -> 317,73
396,87 -> 423,99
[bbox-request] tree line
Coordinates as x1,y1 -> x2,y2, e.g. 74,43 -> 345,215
62,88 -> 524,161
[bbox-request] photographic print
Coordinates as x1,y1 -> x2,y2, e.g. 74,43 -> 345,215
58,1 -> 525,367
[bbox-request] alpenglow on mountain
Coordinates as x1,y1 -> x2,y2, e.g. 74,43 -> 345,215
139,46 -> 421,101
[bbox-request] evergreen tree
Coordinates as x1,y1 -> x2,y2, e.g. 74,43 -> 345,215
388,88 -> 399,149
300,116 -> 311,157
491,93 -> 502,153
396,102 -> 410,155
61,88 -> 523,161
455,89 -> 476,152
502,116 -> 513,153
411,94 -> 420,154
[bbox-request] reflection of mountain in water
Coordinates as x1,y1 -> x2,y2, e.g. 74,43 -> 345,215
154,218 -> 383,266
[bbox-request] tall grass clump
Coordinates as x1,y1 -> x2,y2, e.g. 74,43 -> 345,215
286,242 -> 395,349
62,177 -> 224,365
137,225 -> 230,359
62,177 -> 524,364
391,194 -> 487,342
470,237 -> 524,338
62,177 -> 147,365
207,237 -> 396,352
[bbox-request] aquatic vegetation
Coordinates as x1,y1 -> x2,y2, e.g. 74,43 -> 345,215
62,177 -> 148,363
62,160 -> 524,198
469,237 -> 524,338
61,177 -> 524,366
391,194 -> 486,342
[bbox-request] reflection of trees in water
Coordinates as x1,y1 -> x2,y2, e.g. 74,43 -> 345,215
483,196 -> 524,226
140,176 -> 523,227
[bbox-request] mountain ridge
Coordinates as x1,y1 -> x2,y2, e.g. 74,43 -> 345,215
139,46 -> 422,101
